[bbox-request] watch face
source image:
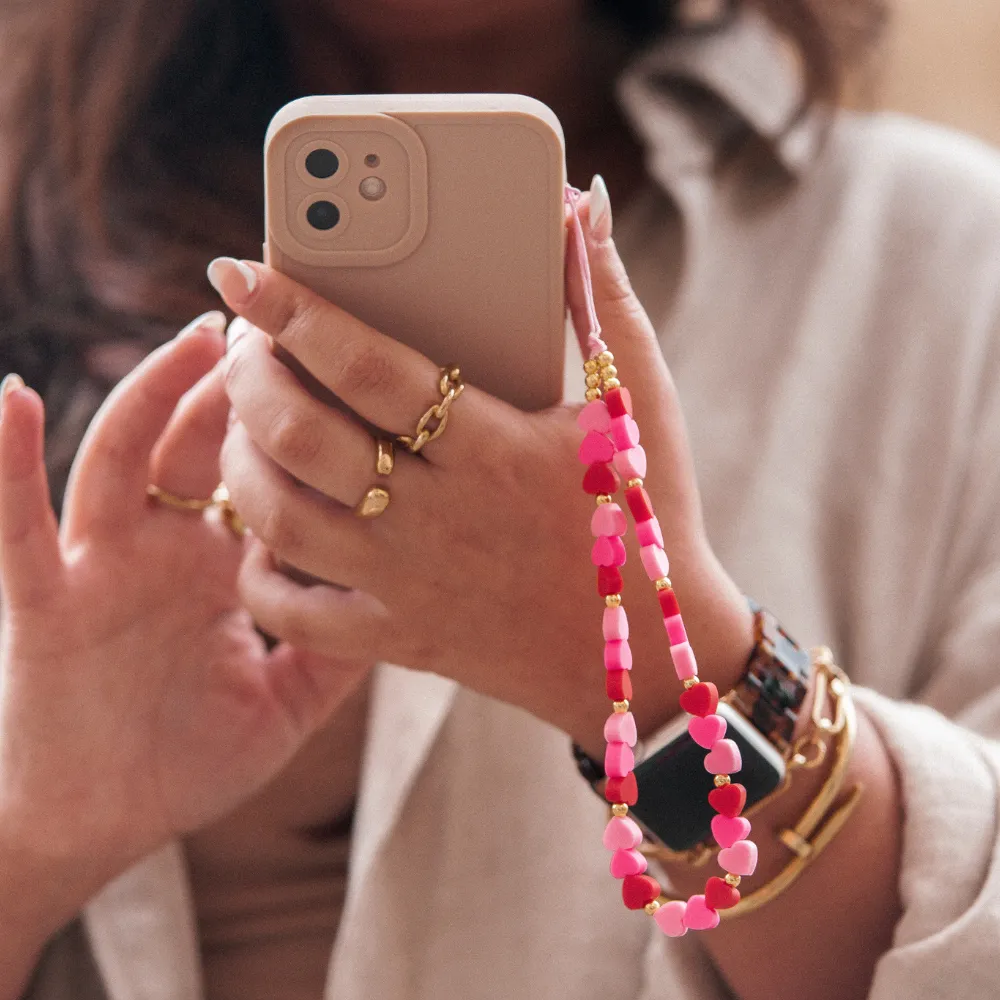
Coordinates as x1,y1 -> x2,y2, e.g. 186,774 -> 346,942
630,703 -> 785,852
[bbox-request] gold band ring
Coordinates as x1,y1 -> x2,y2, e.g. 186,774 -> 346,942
146,482 -> 246,539
397,366 -> 465,455
354,437 -> 395,518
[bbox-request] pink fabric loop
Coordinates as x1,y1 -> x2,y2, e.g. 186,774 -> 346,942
565,186 -> 605,358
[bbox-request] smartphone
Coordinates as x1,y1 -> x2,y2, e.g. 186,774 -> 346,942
262,94 -> 567,411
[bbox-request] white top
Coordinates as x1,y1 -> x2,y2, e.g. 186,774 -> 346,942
23,9 -> 1000,1000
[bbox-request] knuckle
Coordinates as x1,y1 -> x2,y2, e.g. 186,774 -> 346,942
275,296 -> 321,350
336,341 -> 397,398
268,405 -> 325,469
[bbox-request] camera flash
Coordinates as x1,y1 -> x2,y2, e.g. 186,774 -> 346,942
359,176 -> 387,201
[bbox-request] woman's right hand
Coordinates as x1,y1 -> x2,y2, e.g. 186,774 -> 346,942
0,313 -> 371,915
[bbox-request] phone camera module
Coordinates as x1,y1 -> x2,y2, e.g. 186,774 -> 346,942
305,149 -> 340,179
306,200 -> 341,231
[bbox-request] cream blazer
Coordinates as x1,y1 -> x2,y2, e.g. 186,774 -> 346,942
22,10 -> 1000,1000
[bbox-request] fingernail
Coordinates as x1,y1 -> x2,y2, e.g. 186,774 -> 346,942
178,310 -> 227,341
207,257 -> 258,304
1,372 -> 25,418
227,316 -> 252,352
589,174 -> 613,241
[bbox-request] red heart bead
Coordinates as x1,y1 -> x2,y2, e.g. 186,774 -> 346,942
605,386 -> 633,418
604,772 -> 638,805
657,588 -> 681,618
624,485 -> 654,522
583,463 -> 621,496
606,669 -> 632,701
708,782 -> 747,818
678,681 -> 719,718
704,876 -> 740,911
597,565 -> 623,596
622,874 -> 661,910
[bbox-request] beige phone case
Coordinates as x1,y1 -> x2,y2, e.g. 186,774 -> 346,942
263,94 -> 567,411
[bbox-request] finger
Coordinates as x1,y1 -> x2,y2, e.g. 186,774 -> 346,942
0,377 -> 64,608
225,322 -> 428,506
149,359 -> 228,501
207,257 -> 488,464
221,421 -> 378,588
61,312 -> 227,544
239,537 -> 389,661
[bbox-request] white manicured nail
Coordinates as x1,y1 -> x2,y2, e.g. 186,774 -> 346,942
589,174 -> 613,240
207,257 -> 258,304
0,372 -> 25,419
177,310 -> 226,340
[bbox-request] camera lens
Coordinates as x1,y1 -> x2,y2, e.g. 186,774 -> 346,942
306,200 -> 341,231
305,149 -> 339,179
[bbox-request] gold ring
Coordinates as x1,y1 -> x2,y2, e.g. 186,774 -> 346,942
146,485 -> 215,512
210,484 -> 247,538
397,366 -> 465,455
146,483 -> 246,539
354,486 -> 391,518
376,438 -> 395,476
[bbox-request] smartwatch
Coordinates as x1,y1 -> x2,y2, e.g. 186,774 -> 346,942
572,600 -> 813,853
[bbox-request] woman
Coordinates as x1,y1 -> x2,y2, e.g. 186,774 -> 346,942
2,1 -> 999,999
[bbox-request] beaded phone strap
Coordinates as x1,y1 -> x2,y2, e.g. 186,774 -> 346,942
566,185 -> 758,935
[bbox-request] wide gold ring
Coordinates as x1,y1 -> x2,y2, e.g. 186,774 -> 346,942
146,483 -> 246,539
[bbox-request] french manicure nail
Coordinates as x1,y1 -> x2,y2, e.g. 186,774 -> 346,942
1,372 -> 25,418
589,174 -> 613,241
177,310 -> 227,340
207,257 -> 258,304
227,316 -> 252,352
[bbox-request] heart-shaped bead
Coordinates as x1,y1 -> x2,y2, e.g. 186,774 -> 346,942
711,814 -> 752,849
681,894 -> 720,931
688,713 -> 728,749
606,670 -> 632,701
597,565 -> 623,597
608,535 -> 627,567
604,386 -> 632,418
604,772 -> 638,805
613,445 -> 647,480
663,614 -> 687,646
582,462 -> 620,495
669,641 -> 698,681
577,399 -> 611,433
636,515 -> 663,548
653,899 -> 688,938
704,876 -> 740,911
610,414 -> 641,451
591,502 -> 627,537
708,782 -> 747,818
591,536 -> 616,567
703,739 -> 742,775
678,681 -> 719,718
610,848 -> 647,878
604,710 -> 638,746
578,430 -> 614,465
657,587 -> 680,617
604,742 -> 635,778
717,839 -> 758,877
640,544 -> 670,581
622,874 -> 661,910
624,484 -> 654,522
603,606 -> 628,641
603,815 -> 643,851
604,639 -> 632,671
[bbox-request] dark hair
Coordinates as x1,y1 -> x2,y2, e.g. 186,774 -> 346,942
0,0 -> 884,501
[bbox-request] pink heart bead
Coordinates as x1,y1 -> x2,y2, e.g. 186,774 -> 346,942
591,536 -> 616,567
670,641 -> 698,681
604,710 -> 638,747
591,502 -> 627,537
703,738 -> 742,775
654,900 -> 688,937
613,445 -> 647,480
636,516 -> 664,548
688,713 -> 728,749
718,840 -> 758,877
604,742 -> 635,778
578,431 -> 614,465
664,614 -> 686,646
603,815 -> 643,851
639,544 -> 670,581
577,400 -> 611,434
607,535 -> 627,567
711,815 -> 752,850
610,848 -> 647,878
610,414 -> 640,451
603,606 -> 629,640
682,895 -> 720,931
604,640 -> 633,671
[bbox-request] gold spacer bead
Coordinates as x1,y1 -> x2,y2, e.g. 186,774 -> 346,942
595,494 -> 613,505
725,873 -> 742,887
605,594 -> 622,608
601,364 -> 618,380
603,377 -> 621,390
583,359 -> 599,375
626,477 -> 643,489
644,900 -> 662,915
585,373 -> 601,389
597,350 -> 615,366
611,803 -> 629,818
584,387 -> 602,402
714,774 -> 732,787
654,577 -> 672,591
683,677 -> 700,690
612,699 -> 630,713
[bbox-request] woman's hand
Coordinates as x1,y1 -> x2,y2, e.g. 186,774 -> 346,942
0,314 -> 371,910
215,188 -> 754,753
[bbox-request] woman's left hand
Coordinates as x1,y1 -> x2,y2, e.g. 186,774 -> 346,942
214,200 -> 754,752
